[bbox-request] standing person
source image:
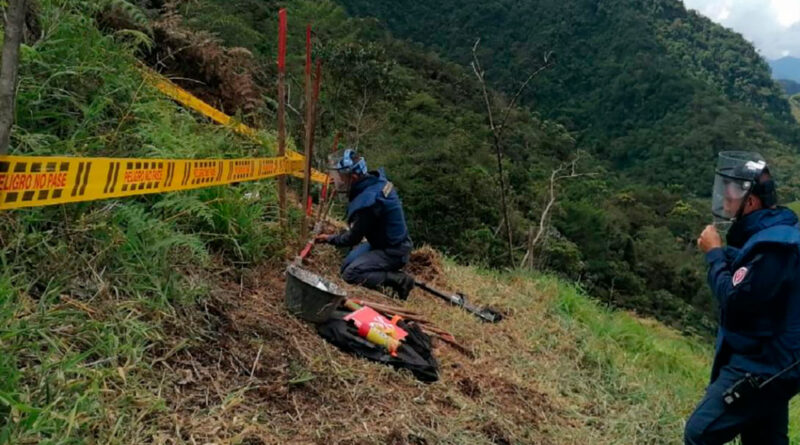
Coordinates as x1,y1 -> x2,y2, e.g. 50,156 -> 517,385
315,149 -> 415,299
686,151 -> 800,444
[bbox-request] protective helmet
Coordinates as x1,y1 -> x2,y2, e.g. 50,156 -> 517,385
328,149 -> 367,194
332,148 -> 368,175
712,151 -> 776,222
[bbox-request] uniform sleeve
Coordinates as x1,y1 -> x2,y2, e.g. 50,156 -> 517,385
327,207 -> 377,247
705,246 -> 792,312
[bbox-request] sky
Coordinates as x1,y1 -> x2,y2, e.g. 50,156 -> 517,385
681,0 -> 800,59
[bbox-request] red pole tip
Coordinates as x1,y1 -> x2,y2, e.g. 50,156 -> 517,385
278,9 -> 287,71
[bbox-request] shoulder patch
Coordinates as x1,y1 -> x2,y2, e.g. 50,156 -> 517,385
732,267 -> 749,287
382,182 -> 394,198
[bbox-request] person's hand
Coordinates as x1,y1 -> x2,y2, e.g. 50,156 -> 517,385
314,233 -> 331,244
697,225 -> 722,253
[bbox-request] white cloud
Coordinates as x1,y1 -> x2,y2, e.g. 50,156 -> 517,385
682,0 -> 800,59
771,0 -> 800,27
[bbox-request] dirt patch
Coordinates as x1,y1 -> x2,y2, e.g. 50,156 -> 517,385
458,377 -> 481,399
485,376 -> 556,428
384,429 -> 429,445
406,246 -> 444,283
482,421 -> 512,445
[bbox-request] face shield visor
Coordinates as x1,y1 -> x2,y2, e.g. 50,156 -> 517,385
327,153 -> 351,195
711,151 -> 766,223
711,175 -> 752,220
327,149 -> 366,197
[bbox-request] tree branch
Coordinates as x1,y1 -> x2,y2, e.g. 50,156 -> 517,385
497,53 -> 554,138
521,153 -> 597,269
472,39 -> 514,265
470,39 -> 496,132
472,40 -> 556,268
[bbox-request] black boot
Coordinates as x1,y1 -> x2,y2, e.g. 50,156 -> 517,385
385,271 -> 415,300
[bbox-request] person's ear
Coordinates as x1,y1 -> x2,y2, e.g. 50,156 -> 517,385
748,194 -> 762,210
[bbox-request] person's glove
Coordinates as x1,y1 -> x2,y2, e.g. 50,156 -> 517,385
314,234 -> 332,244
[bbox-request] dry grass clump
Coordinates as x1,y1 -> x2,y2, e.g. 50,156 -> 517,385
405,245 -> 444,283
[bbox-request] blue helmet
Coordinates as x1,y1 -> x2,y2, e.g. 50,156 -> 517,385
335,149 -> 368,176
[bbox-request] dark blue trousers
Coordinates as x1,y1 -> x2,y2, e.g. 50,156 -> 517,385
340,242 -> 411,288
685,366 -> 800,444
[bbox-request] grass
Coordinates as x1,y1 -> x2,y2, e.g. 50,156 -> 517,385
1,1 -> 294,442
3,1 -> 800,444
142,248 -> 790,444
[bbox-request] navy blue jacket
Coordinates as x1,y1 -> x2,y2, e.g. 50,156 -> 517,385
706,208 -> 800,382
328,169 -> 411,250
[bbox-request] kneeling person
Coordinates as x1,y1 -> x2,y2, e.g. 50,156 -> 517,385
315,149 -> 415,299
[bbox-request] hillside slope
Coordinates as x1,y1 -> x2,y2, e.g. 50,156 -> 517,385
167,0 -> 721,341
0,226 -> 746,445
1,2 -> 800,444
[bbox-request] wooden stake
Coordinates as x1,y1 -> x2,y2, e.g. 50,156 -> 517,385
301,24 -> 313,240
424,331 -> 475,358
276,8 -> 288,227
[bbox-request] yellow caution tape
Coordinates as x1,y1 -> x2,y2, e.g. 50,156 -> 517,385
143,69 -> 329,184
294,167 -> 329,184
144,70 -> 262,142
0,71 -> 331,210
0,155 -> 327,210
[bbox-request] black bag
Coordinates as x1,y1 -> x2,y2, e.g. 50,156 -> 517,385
316,312 -> 439,383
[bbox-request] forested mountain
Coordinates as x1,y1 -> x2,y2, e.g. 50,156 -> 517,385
771,56 -> 800,83
336,0 -> 800,195
779,79 -> 800,96
147,0 -> 800,334
73,0 -> 799,334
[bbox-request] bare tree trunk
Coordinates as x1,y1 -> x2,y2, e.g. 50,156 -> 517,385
353,86 -> 369,149
471,41 -> 513,266
471,40 -> 554,267
520,154 -> 595,269
0,0 -> 26,154
521,165 -> 562,269
491,131 -> 514,266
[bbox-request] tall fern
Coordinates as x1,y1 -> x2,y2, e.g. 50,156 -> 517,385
107,0 -> 149,29
84,0 -> 152,35
153,193 -> 217,228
